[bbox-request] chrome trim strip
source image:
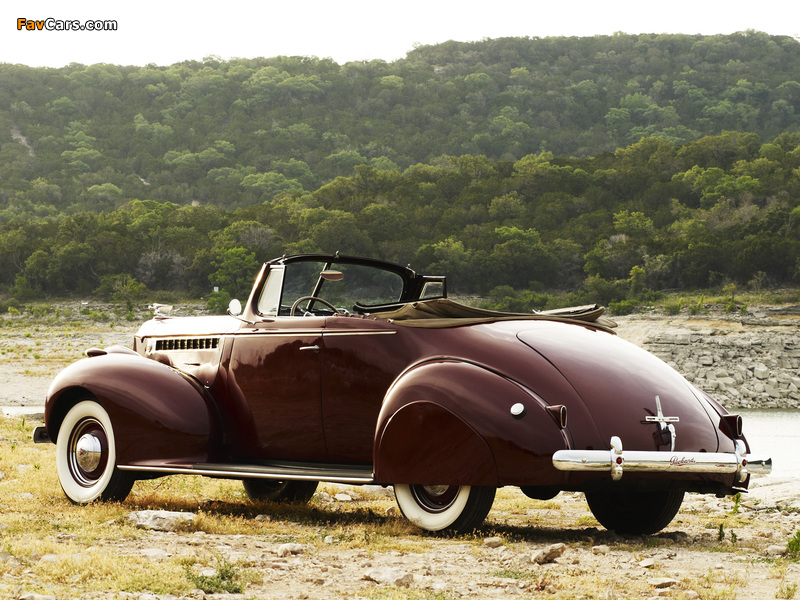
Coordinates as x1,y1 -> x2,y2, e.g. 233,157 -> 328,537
323,331 -> 397,337
117,464 -> 375,484
553,436 -> 772,482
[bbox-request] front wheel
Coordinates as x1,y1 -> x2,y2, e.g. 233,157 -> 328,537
56,400 -> 134,504
242,479 -> 318,504
394,484 -> 495,533
585,489 -> 685,535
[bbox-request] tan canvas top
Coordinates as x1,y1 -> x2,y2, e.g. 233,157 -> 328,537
368,298 -> 617,332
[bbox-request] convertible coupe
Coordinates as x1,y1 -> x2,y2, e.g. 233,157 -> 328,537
34,253 -> 771,534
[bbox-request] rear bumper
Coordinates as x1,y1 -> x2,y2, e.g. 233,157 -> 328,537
553,436 -> 771,483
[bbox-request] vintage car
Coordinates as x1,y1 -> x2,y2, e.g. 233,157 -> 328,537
34,253 -> 771,534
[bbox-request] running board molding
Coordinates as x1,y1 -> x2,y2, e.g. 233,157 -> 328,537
118,461 -> 375,485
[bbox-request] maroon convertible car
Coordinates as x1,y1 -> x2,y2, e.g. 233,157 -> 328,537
35,253 -> 771,534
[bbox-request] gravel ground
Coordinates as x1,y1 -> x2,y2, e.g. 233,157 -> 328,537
1,313 -> 798,599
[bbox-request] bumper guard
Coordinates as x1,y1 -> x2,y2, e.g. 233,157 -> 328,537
552,436 -> 772,483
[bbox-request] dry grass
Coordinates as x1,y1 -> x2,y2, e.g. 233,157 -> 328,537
0,413 -> 453,597
1,407 -> 797,598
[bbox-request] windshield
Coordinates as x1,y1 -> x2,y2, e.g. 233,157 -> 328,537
259,260 -> 406,316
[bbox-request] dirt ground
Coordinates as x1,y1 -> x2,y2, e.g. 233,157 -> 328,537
1,313 -> 799,599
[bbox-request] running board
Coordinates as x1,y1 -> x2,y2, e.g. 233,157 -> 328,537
119,461 -> 375,484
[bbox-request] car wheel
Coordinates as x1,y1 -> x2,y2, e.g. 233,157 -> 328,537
242,479 -> 318,504
585,489 -> 685,535
393,484 -> 496,533
56,399 -> 134,504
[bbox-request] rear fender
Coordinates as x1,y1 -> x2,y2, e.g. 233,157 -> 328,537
374,360 -> 571,487
46,352 -> 215,467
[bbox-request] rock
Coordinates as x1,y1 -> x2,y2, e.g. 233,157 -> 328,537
647,577 -> 679,588
18,594 -> 57,600
277,543 -> 305,557
638,558 -> 655,568
766,544 -> 788,556
140,548 -> 169,560
334,492 -> 353,502
126,510 -> 196,532
532,542 -> 566,564
363,566 -> 413,587
484,536 -> 503,548
592,544 -> 610,555
754,365 -> 770,380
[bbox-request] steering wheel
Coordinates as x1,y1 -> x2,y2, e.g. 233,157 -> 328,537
290,295 -> 341,316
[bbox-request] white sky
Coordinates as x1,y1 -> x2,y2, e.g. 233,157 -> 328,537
2,0 -> 799,68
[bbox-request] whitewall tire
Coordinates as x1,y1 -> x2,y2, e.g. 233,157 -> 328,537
56,399 -> 134,504
394,484 -> 495,533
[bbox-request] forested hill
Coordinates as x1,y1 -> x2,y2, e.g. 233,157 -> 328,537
1,31 -> 799,307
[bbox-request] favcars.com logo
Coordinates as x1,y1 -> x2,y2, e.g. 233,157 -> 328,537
17,18 -> 118,31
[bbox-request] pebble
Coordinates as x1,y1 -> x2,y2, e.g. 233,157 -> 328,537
276,543 -> 305,557
484,536 -> 503,548
648,577 -> 679,588
363,566 -> 413,587
532,543 -> 566,564
127,510 -> 196,532
639,558 -> 655,568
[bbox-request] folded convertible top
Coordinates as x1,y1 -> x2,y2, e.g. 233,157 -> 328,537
368,298 -> 617,332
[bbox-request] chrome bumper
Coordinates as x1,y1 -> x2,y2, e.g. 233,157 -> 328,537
552,436 -> 772,483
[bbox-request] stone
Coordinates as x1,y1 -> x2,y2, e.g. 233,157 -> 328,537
484,536 -> 503,548
638,558 -> 655,568
126,510 -> 196,532
592,545 -> 610,555
648,577 -> 679,588
140,548 -> 169,560
277,543 -> 305,557
363,566 -> 413,587
532,543 -> 566,564
766,544 -> 787,556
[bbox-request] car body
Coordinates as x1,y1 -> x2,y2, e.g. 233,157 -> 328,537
35,253 -> 771,534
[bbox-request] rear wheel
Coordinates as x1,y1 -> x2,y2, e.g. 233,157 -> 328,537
394,484 -> 495,533
585,489 -> 684,535
56,400 -> 134,504
242,479 -> 318,504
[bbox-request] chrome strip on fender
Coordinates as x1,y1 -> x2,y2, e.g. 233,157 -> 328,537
553,436 -> 772,483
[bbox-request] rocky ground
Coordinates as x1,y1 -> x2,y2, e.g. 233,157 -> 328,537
1,309 -> 799,599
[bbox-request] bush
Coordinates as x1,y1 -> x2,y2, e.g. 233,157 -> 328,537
608,299 -> 638,315
206,290 -> 232,315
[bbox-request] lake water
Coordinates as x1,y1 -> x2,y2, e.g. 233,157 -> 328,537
740,409 -> 800,479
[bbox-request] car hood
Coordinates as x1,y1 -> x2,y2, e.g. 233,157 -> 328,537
136,315 -> 241,339
516,321 -> 722,453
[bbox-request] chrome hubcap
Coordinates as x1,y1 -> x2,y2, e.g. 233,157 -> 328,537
75,433 -> 102,472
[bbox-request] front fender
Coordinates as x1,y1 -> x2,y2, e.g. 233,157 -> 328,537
45,352 -> 215,467
373,359 -> 571,487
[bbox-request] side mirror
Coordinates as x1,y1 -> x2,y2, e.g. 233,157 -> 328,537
227,298 -> 243,317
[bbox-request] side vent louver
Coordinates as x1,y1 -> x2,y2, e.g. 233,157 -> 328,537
155,337 -> 219,351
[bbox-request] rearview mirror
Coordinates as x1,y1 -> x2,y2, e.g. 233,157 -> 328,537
320,270 -> 344,281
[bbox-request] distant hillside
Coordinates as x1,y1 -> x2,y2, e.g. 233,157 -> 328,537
0,32 -> 798,304
1,31 -> 799,214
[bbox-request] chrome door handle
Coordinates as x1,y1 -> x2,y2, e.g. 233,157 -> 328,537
299,345 -> 320,352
